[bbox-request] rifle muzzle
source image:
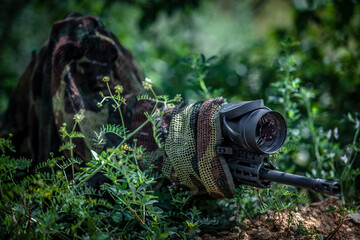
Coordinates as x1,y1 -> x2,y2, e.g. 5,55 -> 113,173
260,169 -> 341,196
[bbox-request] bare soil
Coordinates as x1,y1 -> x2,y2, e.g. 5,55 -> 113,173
198,197 -> 360,240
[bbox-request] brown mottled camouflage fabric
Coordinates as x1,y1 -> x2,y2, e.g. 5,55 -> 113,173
0,13 -> 235,198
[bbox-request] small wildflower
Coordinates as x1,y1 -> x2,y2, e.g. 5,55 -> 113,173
326,130 -> 332,140
115,85 -> 124,94
340,154 -> 348,163
74,109 -> 85,123
59,123 -> 67,138
97,102 -> 103,108
56,170 -> 64,178
333,127 -> 339,140
49,159 -> 56,168
102,76 -> 110,82
174,94 -> 182,103
121,144 -> 132,151
142,77 -> 152,90
37,179 -> 43,186
356,120 -> 360,129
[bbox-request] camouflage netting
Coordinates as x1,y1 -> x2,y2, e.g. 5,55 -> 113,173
165,98 -> 235,198
127,97 -> 236,198
0,13 -> 235,198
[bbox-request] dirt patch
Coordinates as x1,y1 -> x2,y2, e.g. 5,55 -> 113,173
198,197 -> 360,240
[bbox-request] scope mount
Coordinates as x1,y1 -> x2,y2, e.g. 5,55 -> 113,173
217,145 -> 275,189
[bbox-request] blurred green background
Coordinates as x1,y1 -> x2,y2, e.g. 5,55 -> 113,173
1,0 -> 359,110
1,0 -> 359,201
1,0 -> 359,112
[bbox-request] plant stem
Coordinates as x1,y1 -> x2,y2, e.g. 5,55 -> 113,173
75,161 -> 106,189
70,121 -> 78,180
304,98 -> 322,163
198,73 -> 211,99
106,82 -> 126,137
118,105 -> 126,137
75,118 -> 151,189
70,137 -> 75,179
256,188 -> 265,210
325,214 -> 348,240
109,118 -> 151,160
114,192 -> 146,226
340,124 -> 360,203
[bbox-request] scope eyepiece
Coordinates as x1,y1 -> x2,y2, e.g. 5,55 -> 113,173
220,100 -> 287,154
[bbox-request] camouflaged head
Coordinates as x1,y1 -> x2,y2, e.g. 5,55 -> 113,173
50,14 -> 144,161
0,13 -> 143,164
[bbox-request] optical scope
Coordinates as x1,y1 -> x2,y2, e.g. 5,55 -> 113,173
217,100 -> 341,196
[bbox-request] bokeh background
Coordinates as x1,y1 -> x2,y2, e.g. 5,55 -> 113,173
1,0 -> 359,202
1,0 -> 359,110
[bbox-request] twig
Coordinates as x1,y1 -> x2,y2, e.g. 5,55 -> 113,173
238,203 -> 257,227
27,202 -> 32,230
325,215 -> 348,240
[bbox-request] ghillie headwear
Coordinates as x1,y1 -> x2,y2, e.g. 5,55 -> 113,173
1,13 -> 144,164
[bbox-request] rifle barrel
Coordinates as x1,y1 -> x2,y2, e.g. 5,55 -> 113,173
260,169 -> 341,196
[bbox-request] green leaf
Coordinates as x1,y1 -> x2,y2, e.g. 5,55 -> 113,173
69,132 -> 85,138
112,212 -> 123,223
144,199 -> 158,205
200,54 -> 205,64
87,217 -> 96,236
123,210 -> 133,221
186,220 -> 198,228
137,94 -> 156,102
137,183 -> 149,191
348,113 -> 355,123
91,150 -> 99,161
91,233 -> 110,240
95,124 -> 128,143
326,205 -> 336,213
206,55 -> 218,64
281,37 -> 299,47
59,142 -> 75,152
159,233 -> 168,239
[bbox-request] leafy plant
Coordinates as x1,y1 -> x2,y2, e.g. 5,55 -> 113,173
269,37 -> 360,203
182,53 -> 219,100
0,76 -> 204,239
